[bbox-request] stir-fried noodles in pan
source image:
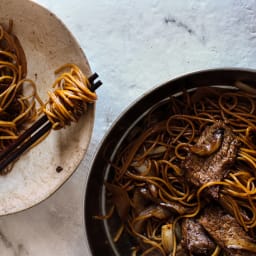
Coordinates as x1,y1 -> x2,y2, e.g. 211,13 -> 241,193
102,85 -> 256,255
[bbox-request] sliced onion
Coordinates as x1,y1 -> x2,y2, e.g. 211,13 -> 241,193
190,133 -> 222,156
227,238 -> 256,252
133,205 -> 171,233
235,81 -> 256,95
148,145 -> 167,156
105,182 -> 130,221
132,160 -> 149,174
161,223 -> 174,254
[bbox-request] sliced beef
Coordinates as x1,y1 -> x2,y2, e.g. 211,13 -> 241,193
181,217 -> 215,255
199,205 -> 256,256
183,121 -> 240,198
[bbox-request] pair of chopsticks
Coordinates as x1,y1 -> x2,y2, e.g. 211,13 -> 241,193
0,73 -> 102,172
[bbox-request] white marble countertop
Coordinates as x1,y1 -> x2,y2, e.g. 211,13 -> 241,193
1,0 -> 256,255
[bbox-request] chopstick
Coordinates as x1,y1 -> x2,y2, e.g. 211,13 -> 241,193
0,73 -> 102,172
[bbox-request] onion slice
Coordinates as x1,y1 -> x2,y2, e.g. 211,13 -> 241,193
105,182 -> 130,221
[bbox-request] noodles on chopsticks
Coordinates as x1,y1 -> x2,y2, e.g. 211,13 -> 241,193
42,63 -> 97,130
102,86 -> 256,255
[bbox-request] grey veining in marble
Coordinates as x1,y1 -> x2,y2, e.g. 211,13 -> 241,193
1,0 -> 256,255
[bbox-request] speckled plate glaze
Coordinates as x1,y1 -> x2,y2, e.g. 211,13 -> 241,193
0,0 -> 95,215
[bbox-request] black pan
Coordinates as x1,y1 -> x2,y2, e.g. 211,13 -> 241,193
84,68 -> 256,255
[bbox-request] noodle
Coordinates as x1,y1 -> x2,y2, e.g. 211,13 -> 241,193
105,86 -> 256,255
0,22 -> 40,167
42,63 -> 97,130
0,21 -> 98,174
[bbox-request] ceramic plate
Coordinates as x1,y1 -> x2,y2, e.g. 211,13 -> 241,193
0,0 -> 95,215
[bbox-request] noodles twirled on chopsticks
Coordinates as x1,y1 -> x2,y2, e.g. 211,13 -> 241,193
103,86 -> 256,255
42,63 -> 97,130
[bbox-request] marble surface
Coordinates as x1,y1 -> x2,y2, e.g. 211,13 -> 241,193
1,0 -> 256,255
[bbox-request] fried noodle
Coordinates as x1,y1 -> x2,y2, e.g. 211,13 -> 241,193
104,86 -> 256,255
0,21 -> 97,174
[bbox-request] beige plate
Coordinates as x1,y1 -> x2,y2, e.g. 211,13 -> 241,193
0,0 -> 95,215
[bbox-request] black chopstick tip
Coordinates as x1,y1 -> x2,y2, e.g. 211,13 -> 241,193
91,80 -> 102,92
88,73 -> 99,83
88,72 -> 102,92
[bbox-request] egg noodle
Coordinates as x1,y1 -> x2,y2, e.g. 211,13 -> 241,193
103,86 -> 256,255
0,21 -> 97,174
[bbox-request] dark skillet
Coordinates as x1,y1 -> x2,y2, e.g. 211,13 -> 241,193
84,68 -> 256,256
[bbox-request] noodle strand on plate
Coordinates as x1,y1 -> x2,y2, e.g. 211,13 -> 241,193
0,22 -> 39,160
0,21 -> 98,174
